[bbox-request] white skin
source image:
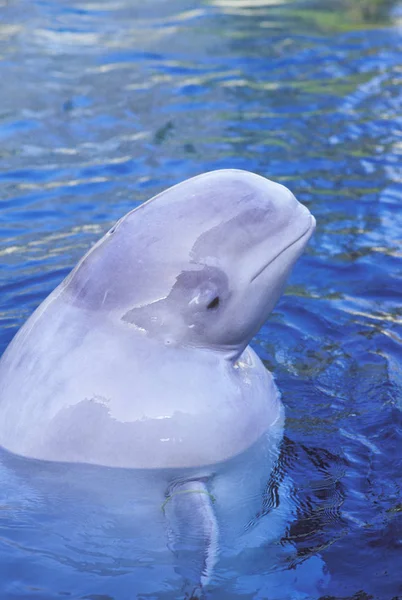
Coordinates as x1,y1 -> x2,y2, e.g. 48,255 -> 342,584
0,170 -> 317,589
0,169 -> 315,471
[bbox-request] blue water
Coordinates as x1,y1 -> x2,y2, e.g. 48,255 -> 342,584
1,0 -> 402,598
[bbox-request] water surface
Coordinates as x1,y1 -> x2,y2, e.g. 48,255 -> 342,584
1,0 -> 402,598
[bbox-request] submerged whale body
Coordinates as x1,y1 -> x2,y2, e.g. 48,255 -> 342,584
0,169 -> 316,595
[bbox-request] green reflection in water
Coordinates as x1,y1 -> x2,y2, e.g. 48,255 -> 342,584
213,0 -> 398,31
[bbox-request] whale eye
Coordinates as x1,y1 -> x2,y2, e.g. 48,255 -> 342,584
207,296 -> 220,310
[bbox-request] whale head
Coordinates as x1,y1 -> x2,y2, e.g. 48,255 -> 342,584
65,169 -> 315,359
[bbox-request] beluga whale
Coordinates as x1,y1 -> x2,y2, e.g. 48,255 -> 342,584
0,169 -> 316,596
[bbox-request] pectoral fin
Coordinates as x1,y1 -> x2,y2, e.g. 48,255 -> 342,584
162,479 -> 218,598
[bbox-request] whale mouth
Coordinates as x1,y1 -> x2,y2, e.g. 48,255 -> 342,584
250,214 -> 316,283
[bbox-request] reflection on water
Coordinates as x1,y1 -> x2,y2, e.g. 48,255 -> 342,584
1,0 -> 402,598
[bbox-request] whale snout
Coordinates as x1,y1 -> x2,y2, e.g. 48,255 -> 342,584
294,204 -> 316,239
247,182 -> 316,285
308,212 -> 316,233
269,183 -> 316,245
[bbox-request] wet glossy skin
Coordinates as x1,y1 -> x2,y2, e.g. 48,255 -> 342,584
0,169 -> 315,469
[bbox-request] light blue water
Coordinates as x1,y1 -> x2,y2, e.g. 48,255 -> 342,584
1,0 -> 401,598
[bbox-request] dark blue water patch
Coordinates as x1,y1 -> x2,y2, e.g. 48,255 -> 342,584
99,51 -> 166,65
0,268 -> 70,297
0,120 -> 40,141
0,168 -> 73,184
175,84 -> 208,97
